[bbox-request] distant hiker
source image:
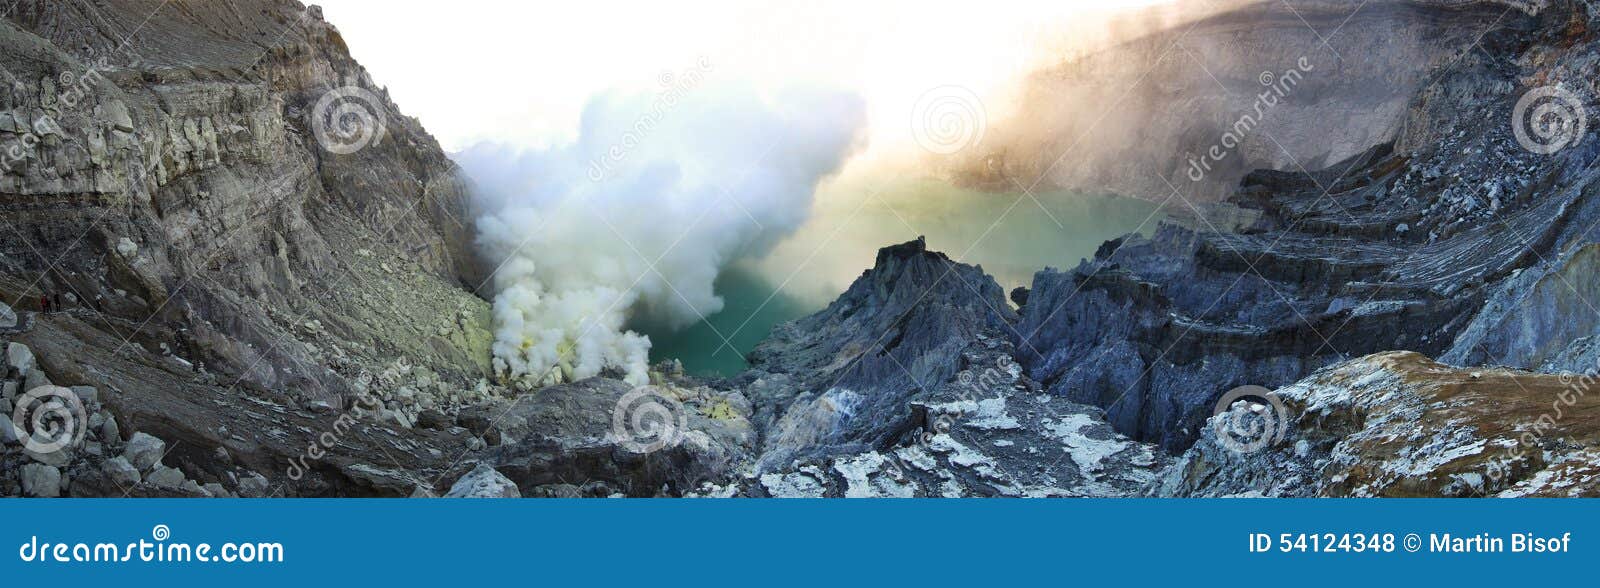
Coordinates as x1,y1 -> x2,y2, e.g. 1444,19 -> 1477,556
39,294 -> 49,313
53,293 -> 61,310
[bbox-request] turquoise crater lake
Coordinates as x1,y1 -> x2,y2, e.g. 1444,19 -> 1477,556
638,177 -> 1168,377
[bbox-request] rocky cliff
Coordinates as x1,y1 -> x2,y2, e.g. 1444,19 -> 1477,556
950,0 -> 1549,201
1,0 -> 498,496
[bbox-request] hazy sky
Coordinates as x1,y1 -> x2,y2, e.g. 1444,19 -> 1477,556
312,0 -> 1170,152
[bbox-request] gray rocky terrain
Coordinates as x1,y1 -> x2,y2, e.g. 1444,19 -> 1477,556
3,0 -> 1600,498
950,0 -> 1554,201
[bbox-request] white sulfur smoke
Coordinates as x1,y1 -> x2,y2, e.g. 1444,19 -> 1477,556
460,83 -> 865,387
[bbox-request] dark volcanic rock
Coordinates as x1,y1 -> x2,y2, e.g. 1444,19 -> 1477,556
1160,351 -> 1600,497
1009,286 -> 1029,307
0,0 -> 494,407
737,236 -> 1018,469
0,0 -> 495,497
711,334 -> 1169,497
471,378 -> 756,497
1013,1 -> 1600,451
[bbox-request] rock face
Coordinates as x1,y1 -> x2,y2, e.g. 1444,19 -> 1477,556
102,456 -> 141,487
1011,1 -> 1600,452
738,237 -> 1018,469
728,0 -> 1600,496
20,463 -> 60,497
949,0 -> 1547,202
717,333 -> 1170,498
1160,352 -> 1600,497
0,0 -> 492,406
469,376 -> 757,497
697,236 -> 1172,497
444,464 -> 520,498
1,0 -> 497,497
122,432 -> 165,472
1444,243 -> 1600,372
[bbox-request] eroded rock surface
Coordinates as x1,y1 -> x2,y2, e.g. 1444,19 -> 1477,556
951,0 -> 1548,201
736,236 -> 1019,469
1160,351 -> 1600,497
1,0 -> 496,497
713,334 -> 1170,497
1014,1 -> 1600,452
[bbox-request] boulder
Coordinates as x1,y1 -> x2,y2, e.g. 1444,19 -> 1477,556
0,302 -> 15,329
123,432 -> 166,471
145,465 -> 186,489
22,370 -> 51,394
20,463 -> 60,497
102,456 -> 141,487
479,377 -> 756,496
99,414 -> 120,443
237,472 -> 270,497
6,342 -> 34,378
25,445 -> 74,467
443,463 -> 519,498
115,237 -> 138,258
70,386 -> 97,405
415,409 -> 451,430
0,416 -> 18,444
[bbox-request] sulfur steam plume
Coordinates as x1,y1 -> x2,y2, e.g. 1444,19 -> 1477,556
459,83 -> 865,387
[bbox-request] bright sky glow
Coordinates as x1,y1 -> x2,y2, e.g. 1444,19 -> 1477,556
312,0 -> 1173,152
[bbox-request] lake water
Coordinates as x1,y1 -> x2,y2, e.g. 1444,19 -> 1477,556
638,177 -> 1167,376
